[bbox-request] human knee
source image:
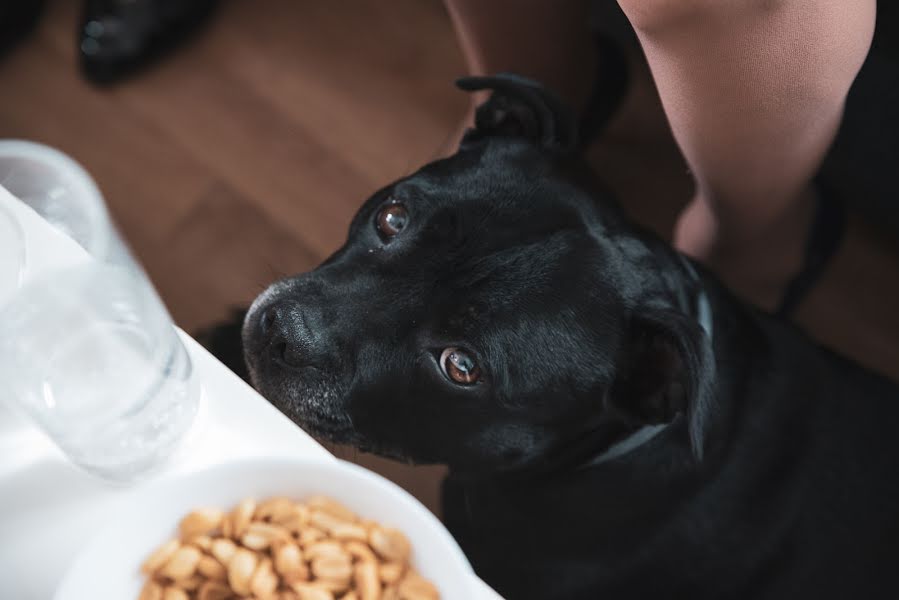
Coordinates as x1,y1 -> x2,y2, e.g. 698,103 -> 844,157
617,0 -> 784,34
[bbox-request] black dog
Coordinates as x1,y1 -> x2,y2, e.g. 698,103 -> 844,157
240,75 -> 899,599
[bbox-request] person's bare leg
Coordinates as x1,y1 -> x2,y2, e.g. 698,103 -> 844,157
443,0 -> 596,150
617,0 -> 876,309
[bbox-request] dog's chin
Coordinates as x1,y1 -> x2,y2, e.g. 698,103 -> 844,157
246,358 -> 355,443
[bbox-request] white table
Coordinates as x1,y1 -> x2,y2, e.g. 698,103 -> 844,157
0,186 -> 501,599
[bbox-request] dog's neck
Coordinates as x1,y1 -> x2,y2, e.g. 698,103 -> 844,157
584,261 -> 712,469
586,241 -> 716,458
677,254 -> 714,342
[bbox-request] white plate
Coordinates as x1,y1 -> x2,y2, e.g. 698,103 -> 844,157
54,457 -> 480,599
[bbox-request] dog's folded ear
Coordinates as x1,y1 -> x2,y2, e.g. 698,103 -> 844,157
456,73 -> 578,153
609,306 -> 715,459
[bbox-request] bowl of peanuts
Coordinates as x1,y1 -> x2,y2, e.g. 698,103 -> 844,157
53,457 -> 482,600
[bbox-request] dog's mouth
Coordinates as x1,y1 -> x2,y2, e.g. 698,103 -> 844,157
295,413 -> 355,444
246,351 -> 356,443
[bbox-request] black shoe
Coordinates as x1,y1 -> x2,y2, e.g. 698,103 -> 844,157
0,1 -> 47,60
775,180 -> 847,317
79,0 -> 220,85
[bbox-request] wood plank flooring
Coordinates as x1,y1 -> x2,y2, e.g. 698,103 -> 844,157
2,0 -> 897,514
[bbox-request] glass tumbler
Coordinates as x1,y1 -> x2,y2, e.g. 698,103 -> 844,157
0,141 -> 199,483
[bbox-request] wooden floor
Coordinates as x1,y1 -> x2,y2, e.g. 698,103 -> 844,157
2,0 -> 898,513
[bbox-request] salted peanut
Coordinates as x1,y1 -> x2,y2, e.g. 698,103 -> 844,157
397,573 -> 439,600
277,504 -> 311,534
190,535 -> 213,551
241,521 -> 291,550
231,498 -> 257,538
159,545 -> 202,580
313,577 -> 352,594
255,497 -> 296,521
139,580 -> 164,600
179,508 -> 224,539
162,587 -> 190,600
197,580 -> 233,600
227,547 -> 259,595
368,527 -> 410,564
220,514 -> 233,539
305,540 -> 347,561
282,561 -> 311,585
197,555 -> 227,581
331,522 -> 368,542
273,541 -> 305,578
354,562 -> 380,600
140,495 -> 439,600
379,562 -> 405,584
142,539 -> 180,575
306,496 -> 357,522
298,527 -> 327,547
344,541 -> 377,564
359,519 -> 379,531
309,510 -> 348,534
311,555 -> 353,582
173,575 -> 204,591
290,582 -> 336,600
250,557 -> 279,599
381,588 -> 400,600
210,537 -> 237,564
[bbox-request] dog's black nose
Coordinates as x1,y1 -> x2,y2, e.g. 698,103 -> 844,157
256,300 -> 319,369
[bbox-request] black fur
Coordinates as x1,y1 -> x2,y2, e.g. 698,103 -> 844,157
237,76 -> 899,599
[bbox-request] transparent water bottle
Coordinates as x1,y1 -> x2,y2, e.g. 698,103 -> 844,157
0,141 -> 199,483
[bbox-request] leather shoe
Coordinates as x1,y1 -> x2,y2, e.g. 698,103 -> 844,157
79,0 -> 220,85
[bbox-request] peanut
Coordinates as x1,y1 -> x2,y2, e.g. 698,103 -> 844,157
210,537 -> 237,565
344,541 -> 377,564
227,547 -> 258,595
369,527 -> 410,563
190,535 -> 213,551
397,573 -> 439,600
138,496 -> 438,599
230,498 -> 256,538
179,508 -> 224,539
158,545 -> 202,580
241,521 -> 291,550
305,541 -> 347,561
250,557 -> 279,599
311,555 -> 353,582
331,522 -> 368,542
278,504 -> 311,533
273,542 -> 305,579
255,496 -> 296,522
139,580 -> 164,600
306,496 -> 356,521
141,539 -> 180,575
379,562 -> 405,584
291,582 -> 336,600
197,555 -> 227,581
161,587 -> 189,600
173,575 -> 204,591
298,527 -> 327,547
354,562 -> 380,600
196,581 -> 232,600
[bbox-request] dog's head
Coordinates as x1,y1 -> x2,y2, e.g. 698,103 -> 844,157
243,74 -> 713,473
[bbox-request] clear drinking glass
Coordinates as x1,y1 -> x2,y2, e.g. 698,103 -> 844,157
0,141 -> 199,483
0,202 -> 25,305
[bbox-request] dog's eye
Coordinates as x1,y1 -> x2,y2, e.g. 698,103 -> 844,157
376,204 -> 408,238
440,347 -> 480,385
